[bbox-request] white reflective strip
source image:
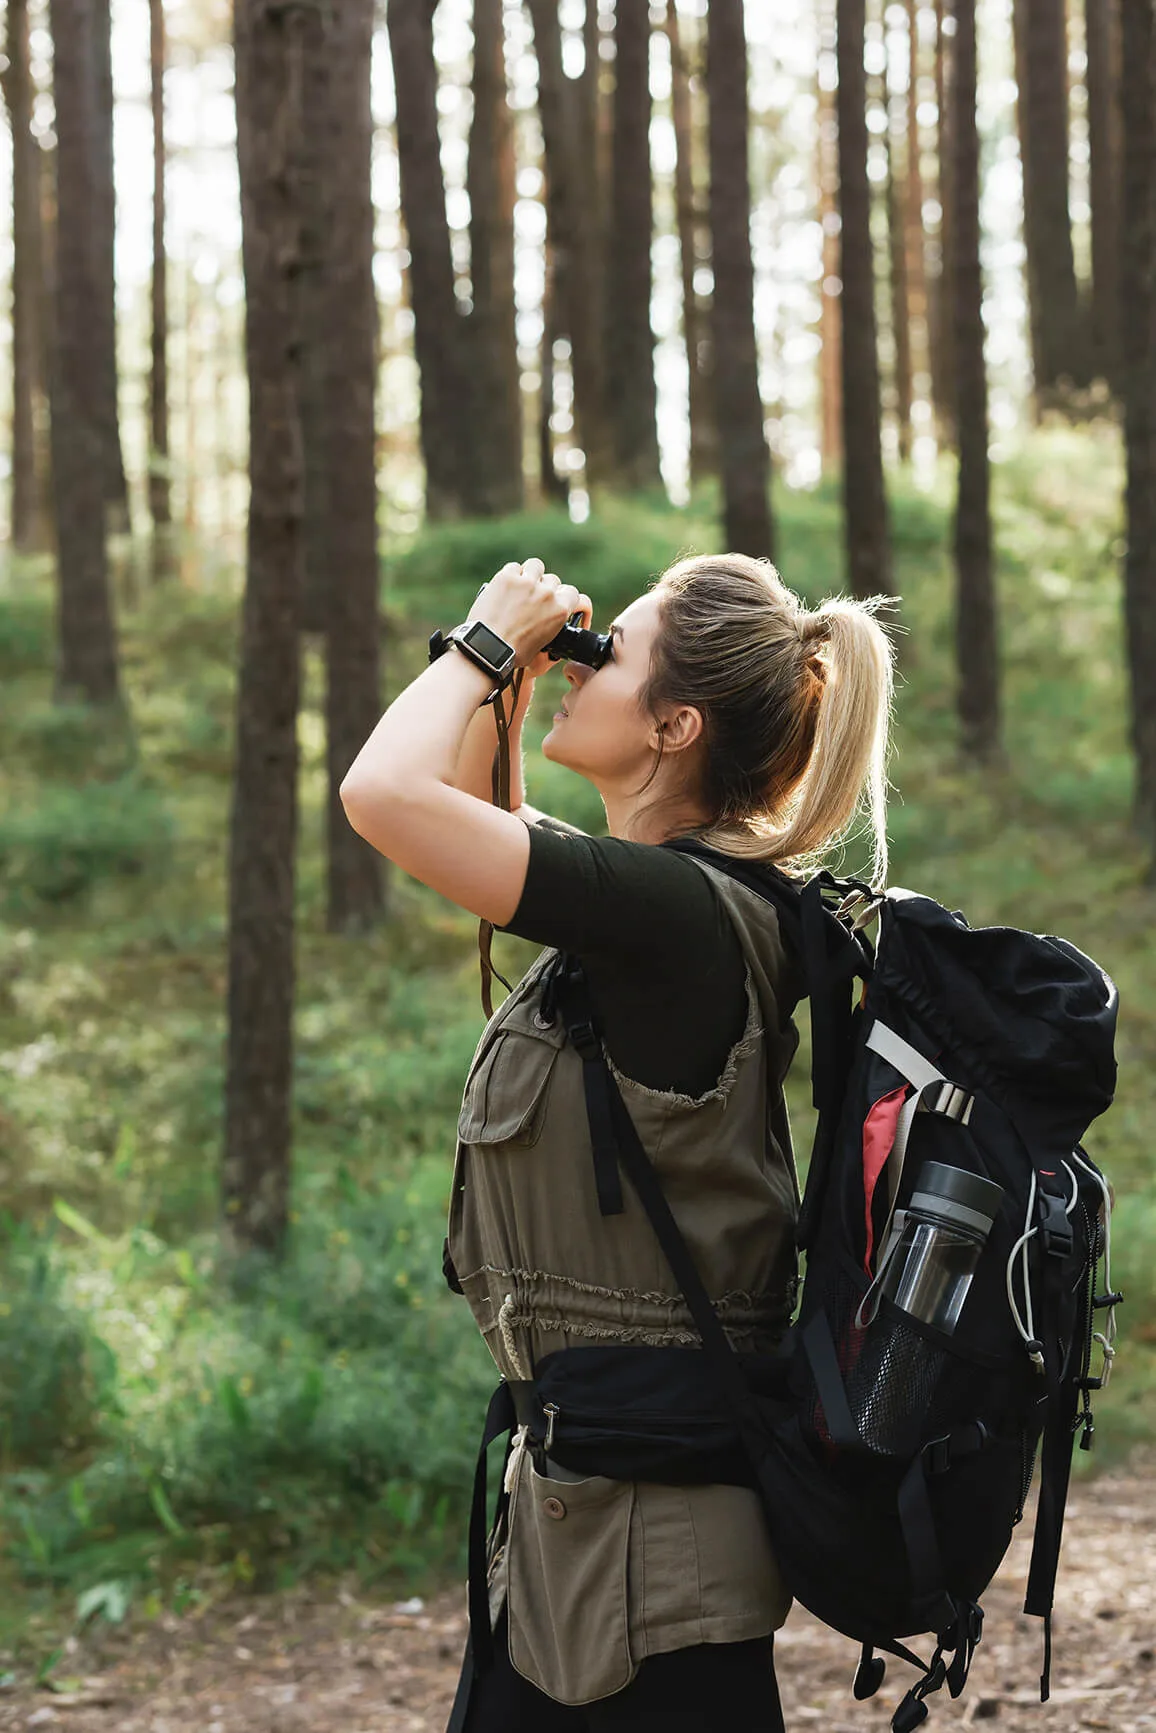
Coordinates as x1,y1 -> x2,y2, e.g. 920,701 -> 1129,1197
866,1020 -> 945,1092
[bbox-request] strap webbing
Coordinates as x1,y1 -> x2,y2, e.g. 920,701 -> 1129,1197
477,672 -> 525,1018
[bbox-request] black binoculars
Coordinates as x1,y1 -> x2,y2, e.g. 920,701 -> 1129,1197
545,612 -> 615,670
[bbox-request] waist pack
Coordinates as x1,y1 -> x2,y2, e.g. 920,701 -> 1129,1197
508,841 -> 1121,1732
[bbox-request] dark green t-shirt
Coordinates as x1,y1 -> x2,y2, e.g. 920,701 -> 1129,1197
498,820 -> 751,1098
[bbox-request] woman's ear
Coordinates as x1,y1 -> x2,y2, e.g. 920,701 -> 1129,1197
657,704 -> 704,754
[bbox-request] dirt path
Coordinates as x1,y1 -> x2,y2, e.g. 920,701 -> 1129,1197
1,1467 -> 1151,1732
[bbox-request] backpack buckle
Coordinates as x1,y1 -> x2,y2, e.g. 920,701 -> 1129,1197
922,1434 -> 953,1476
1036,1191 -> 1074,1256
931,1081 -> 973,1124
568,1019 -> 602,1061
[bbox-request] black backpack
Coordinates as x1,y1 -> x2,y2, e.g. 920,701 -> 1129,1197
539,841 -> 1121,1730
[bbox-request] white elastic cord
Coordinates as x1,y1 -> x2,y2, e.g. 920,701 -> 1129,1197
1006,1169 -> 1044,1368
1068,1147 -> 1118,1384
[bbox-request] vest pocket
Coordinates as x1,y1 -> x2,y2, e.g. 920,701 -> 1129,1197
506,1459 -> 635,1704
456,1027 -> 563,1148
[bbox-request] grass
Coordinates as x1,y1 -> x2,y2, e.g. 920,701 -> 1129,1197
0,428 -> 1154,1660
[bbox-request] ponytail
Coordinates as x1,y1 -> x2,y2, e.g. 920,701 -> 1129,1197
636,557 -> 896,885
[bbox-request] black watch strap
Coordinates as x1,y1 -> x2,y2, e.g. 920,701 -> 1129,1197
429,619 -> 517,702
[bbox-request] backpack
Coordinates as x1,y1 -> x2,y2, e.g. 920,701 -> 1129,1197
540,840 -> 1121,1730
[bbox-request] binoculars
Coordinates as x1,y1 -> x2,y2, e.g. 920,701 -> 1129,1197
545,612 -> 615,671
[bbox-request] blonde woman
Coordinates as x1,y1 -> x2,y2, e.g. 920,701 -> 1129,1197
341,554 -> 894,1733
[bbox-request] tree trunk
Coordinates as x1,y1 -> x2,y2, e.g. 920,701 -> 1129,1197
2,0 -> 45,552
885,75 -> 913,462
706,0 -> 773,558
905,0 -> 930,428
466,0 -> 524,515
388,0 -> 475,519
91,0 -> 130,531
299,50 -> 330,632
1086,0 -> 1121,381
666,0 -> 714,484
817,6 -> 843,477
951,0 -> 1000,758
527,0 -> 613,488
1015,0 -> 1088,394
538,231 -> 569,505
837,0 -> 893,595
605,0 -> 661,490
226,0 -> 311,1256
48,0 -> 120,706
1120,0 -> 1156,846
928,0 -> 955,438
149,0 -> 173,573
321,0 -> 385,934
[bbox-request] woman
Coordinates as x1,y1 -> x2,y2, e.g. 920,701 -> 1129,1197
341,553 -> 894,1733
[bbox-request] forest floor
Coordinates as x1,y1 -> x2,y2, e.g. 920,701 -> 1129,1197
0,1461 -> 1151,1733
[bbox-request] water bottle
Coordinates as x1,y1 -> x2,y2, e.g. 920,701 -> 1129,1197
849,1162 -> 1004,1453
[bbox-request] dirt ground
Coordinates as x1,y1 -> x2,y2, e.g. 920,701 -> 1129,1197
0,1464 -> 1151,1733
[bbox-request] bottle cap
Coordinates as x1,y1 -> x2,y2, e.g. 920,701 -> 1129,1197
909,1161 -> 1004,1236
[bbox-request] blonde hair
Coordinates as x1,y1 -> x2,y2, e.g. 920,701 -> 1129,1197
634,554 -> 896,886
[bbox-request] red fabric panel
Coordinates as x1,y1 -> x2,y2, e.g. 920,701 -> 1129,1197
862,1084 -> 910,1272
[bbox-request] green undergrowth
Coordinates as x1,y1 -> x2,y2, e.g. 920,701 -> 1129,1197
1,429 -> 1154,1659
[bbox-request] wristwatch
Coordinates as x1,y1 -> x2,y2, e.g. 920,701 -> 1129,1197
428,619 -> 518,704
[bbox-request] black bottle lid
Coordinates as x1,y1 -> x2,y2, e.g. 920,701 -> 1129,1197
909,1160 -> 1004,1233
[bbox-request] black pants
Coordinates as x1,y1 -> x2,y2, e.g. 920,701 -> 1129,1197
459,1616 -> 786,1733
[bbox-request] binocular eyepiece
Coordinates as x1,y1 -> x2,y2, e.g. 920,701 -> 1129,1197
545,612 -> 615,671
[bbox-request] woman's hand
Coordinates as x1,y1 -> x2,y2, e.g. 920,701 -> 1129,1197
473,559 -> 592,680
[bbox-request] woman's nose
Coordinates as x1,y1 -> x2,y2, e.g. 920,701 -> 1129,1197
564,662 -> 593,689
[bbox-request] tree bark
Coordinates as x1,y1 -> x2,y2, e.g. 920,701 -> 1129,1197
706,0 -> 773,558
1015,0 -> 1088,394
885,76 -> 913,462
950,0 -> 1000,758
466,0 -> 524,515
1085,0 -> 1121,381
226,0 -> 311,1256
321,0 -> 385,934
388,0 -> 475,518
817,5 -> 843,477
2,0 -> 45,552
605,0 -> 661,489
48,0 -> 120,706
149,0 -> 173,571
905,0 -> 930,425
527,0 -> 613,488
91,0 -> 130,531
1120,0 -> 1156,845
928,0 -> 956,438
538,229 -> 569,505
666,0 -> 714,484
837,0 -> 893,595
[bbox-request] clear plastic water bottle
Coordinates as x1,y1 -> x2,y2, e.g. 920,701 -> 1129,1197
849,1162 -> 1004,1454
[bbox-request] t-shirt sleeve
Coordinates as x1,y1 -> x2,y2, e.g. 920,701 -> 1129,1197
497,819 -> 730,965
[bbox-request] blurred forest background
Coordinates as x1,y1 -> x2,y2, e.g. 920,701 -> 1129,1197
1,0 -> 1155,1667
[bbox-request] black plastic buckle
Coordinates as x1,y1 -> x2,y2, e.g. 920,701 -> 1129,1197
569,1018 -> 602,1061
923,1434 -> 952,1476
1036,1191 -> 1074,1257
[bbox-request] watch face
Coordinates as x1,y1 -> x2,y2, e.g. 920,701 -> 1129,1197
463,621 -> 512,667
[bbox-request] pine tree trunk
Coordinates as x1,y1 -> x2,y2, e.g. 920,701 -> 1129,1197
322,0 -> 385,934
466,0 -> 524,515
149,0 -> 173,572
605,0 -> 661,490
905,0 -> 930,424
1085,0 -> 1121,381
2,0 -> 45,552
1015,0 -> 1088,394
928,0 -> 955,438
885,77 -> 913,462
666,0 -> 714,484
91,0 -> 130,531
1120,0 -> 1156,845
48,0 -> 120,706
298,49 -> 330,632
527,0 -> 613,488
706,0 -> 773,557
538,230 -> 569,505
837,0 -> 893,595
388,0 -> 475,519
226,0 -> 311,1256
951,0 -> 1000,758
817,4 -> 843,476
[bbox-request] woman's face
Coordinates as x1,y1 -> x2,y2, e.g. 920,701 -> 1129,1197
541,591 -> 670,790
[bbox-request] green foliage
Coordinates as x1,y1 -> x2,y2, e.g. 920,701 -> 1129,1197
1,430 -> 1154,1633
0,777 -> 174,911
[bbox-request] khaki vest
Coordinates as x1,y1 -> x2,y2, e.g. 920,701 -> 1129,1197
448,856 -> 802,1704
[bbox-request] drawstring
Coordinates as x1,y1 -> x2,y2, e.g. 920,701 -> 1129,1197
477,671 -> 525,1017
